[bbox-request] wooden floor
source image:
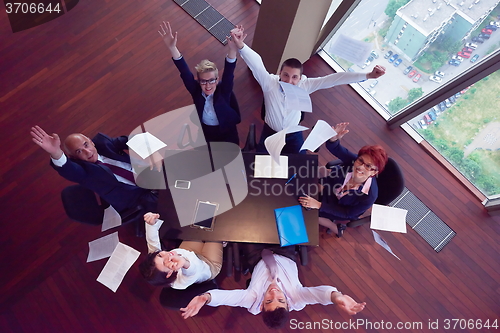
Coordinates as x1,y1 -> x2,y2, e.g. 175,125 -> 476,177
1,1 -> 499,332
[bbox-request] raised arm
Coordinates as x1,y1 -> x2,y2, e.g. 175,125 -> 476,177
226,26 -> 244,60
367,65 -> 386,79
30,125 -> 63,159
159,21 -> 181,59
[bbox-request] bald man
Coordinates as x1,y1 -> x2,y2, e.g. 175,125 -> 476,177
30,125 -> 159,224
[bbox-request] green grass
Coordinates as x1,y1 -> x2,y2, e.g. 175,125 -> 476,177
418,71 -> 500,195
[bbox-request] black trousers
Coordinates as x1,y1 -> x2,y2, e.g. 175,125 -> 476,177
202,123 -> 239,146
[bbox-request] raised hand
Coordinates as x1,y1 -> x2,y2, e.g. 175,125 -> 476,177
144,212 -> 160,225
332,293 -> 366,315
30,125 -> 63,159
367,65 -> 386,79
230,25 -> 247,50
180,294 -> 209,319
330,122 -> 349,142
158,21 -> 181,58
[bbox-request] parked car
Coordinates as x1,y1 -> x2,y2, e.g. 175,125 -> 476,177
472,36 -> 484,43
457,51 -> 471,59
479,33 -> 490,39
418,119 -> 427,129
452,55 -> 463,62
449,95 -> 456,103
429,75 -> 442,83
438,101 -> 446,112
370,80 -> 379,88
484,25 -> 497,31
370,50 -> 379,59
408,69 -> 417,78
384,50 -> 393,59
428,110 -> 437,121
431,106 -> 440,115
423,114 -> 432,124
462,47 -> 474,53
445,99 -> 452,108
403,66 -> 413,75
470,54 -> 480,63
490,21 -> 500,28
413,74 -> 421,83
481,28 -> 493,35
388,54 -> 399,63
394,58 -> 403,67
449,59 -> 461,66
465,43 -> 478,50
454,92 -> 461,99
434,71 -> 445,78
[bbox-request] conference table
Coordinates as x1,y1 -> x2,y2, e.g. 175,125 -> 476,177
156,149 -> 319,246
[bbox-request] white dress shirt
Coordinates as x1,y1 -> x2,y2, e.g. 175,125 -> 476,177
208,254 -> 337,314
145,220 -> 211,290
239,44 -> 367,132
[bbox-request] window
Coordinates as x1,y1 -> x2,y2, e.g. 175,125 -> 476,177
320,0 -> 500,200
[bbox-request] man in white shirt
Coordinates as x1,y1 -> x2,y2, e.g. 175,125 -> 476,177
230,27 -> 385,154
180,249 -> 366,329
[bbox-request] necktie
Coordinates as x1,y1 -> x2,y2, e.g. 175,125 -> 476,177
261,249 -> 279,283
97,161 -> 136,184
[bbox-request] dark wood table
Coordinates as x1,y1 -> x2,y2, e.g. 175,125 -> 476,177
157,152 -> 319,246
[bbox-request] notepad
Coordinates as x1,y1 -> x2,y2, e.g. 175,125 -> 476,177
254,155 -> 288,179
274,205 -> 309,246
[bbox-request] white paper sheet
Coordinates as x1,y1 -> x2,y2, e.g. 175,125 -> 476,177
264,125 -> 308,164
101,205 -> 122,232
300,120 -> 337,152
279,82 -> 312,113
96,242 -> 141,292
329,34 -> 371,66
254,155 -> 288,179
370,204 -> 408,233
126,132 -> 167,159
372,230 -> 400,260
87,232 -> 120,263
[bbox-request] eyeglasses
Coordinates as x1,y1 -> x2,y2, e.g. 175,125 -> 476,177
355,156 -> 378,172
199,78 -> 218,85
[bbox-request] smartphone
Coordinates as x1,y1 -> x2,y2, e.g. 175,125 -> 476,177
192,201 -> 218,230
174,180 -> 191,189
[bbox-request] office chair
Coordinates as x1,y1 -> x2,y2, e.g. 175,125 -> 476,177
159,279 -> 218,310
325,157 -> 405,228
242,123 -> 257,152
61,184 -> 145,236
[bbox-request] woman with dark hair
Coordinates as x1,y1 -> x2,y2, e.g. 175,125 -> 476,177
139,213 -> 223,288
298,122 -> 388,237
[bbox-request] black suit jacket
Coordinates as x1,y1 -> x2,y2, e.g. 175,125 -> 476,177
51,133 -> 151,213
173,56 -> 241,133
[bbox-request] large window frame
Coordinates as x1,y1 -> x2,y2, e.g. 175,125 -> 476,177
315,0 -> 500,209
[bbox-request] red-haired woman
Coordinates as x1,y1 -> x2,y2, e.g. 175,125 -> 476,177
298,123 -> 388,237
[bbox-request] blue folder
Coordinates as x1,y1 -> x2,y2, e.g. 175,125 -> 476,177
274,205 -> 309,246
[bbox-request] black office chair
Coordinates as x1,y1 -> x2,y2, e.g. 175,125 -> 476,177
325,157 -> 405,228
242,123 -> 257,152
159,279 -> 218,310
61,184 -> 145,236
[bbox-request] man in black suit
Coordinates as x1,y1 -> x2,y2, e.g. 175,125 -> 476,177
159,21 -> 241,145
30,125 -> 159,219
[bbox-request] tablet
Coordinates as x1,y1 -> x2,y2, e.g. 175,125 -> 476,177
191,200 -> 218,230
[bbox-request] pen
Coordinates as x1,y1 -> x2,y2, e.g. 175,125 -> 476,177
285,173 -> 297,185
